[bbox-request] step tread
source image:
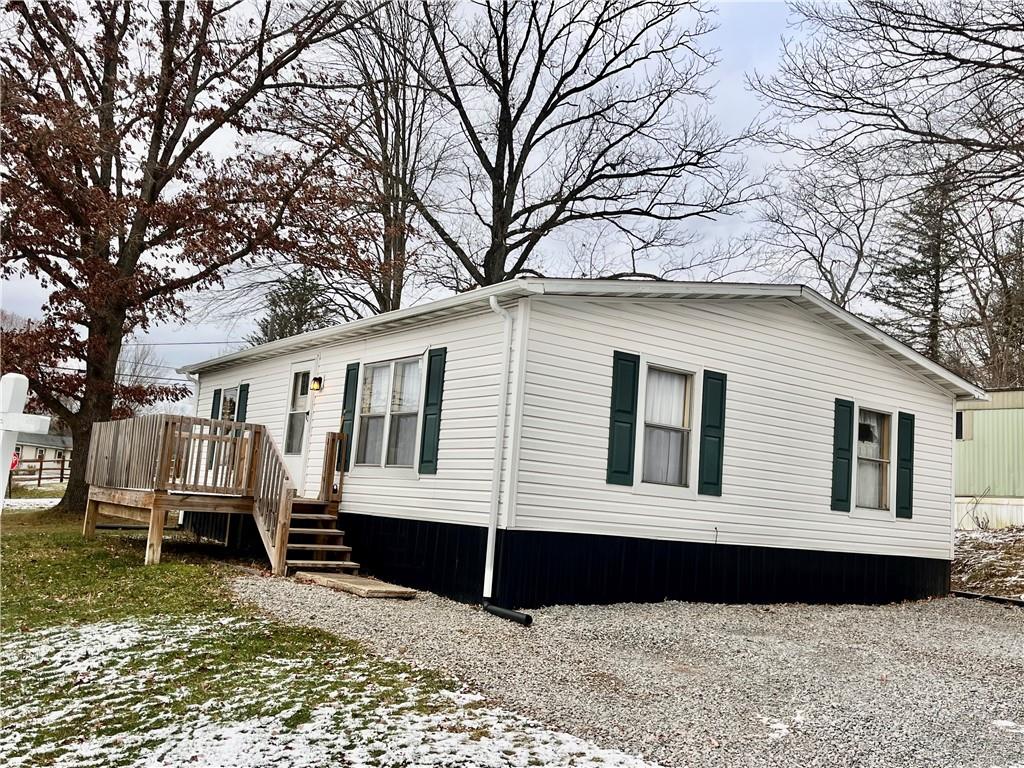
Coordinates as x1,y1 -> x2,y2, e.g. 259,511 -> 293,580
286,559 -> 360,569
287,543 -> 352,552
287,527 -> 344,536
292,498 -> 331,506
294,572 -> 416,599
290,513 -> 336,521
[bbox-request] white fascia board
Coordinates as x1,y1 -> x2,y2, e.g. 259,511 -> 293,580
531,278 -> 801,299
795,286 -> 988,401
179,280 -> 541,375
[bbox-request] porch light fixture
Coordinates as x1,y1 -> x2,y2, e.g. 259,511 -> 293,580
310,376 -> 324,392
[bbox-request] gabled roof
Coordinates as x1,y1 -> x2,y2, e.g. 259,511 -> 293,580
180,278 -> 987,400
16,432 -> 73,450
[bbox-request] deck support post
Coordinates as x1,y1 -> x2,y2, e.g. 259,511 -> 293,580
145,499 -> 167,565
82,497 -> 99,539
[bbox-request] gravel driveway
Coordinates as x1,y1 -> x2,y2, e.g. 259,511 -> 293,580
233,577 -> 1024,767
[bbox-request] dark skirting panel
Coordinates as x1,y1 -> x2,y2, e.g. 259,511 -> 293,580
185,509 -> 950,608
180,511 -> 267,558
338,512 -> 488,603
492,528 -> 951,609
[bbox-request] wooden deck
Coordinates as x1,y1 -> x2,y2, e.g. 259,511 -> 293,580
84,414 -> 350,575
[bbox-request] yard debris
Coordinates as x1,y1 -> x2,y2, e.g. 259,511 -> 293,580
953,526 -> 1024,600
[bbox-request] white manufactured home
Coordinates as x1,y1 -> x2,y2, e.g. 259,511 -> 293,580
178,279 -> 986,606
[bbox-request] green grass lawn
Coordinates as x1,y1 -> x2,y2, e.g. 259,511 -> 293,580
0,512 -> 457,767
1,512 -> 653,768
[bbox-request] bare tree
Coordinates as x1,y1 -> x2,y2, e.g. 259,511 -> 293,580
1,1 -> 371,513
750,0 -> 1024,206
210,0 -> 450,325
948,201 -> 1024,387
395,0 -> 758,289
755,158 -> 891,307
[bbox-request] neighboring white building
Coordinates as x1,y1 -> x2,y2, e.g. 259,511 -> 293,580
14,432 -> 73,462
181,279 -> 986,607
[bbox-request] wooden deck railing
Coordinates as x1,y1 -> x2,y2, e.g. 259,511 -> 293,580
250,427 -> 296,575
86,413 -> 296,574
156,415 -> 261,495
318,431 -> 348,508
86,413 -> 169,491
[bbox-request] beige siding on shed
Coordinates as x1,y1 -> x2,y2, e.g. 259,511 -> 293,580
513,297 -> 956,561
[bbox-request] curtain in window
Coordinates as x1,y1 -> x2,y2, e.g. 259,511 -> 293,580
643,427 -> 689,485
858,410 -> 884,459
856,410 -> 888,509
857,460 -> 885,509
391,360 -> 421,411
645,369 -> 687,426
362,365 -> 389,414
643,368 -> 689,485
385,360 -> 421,466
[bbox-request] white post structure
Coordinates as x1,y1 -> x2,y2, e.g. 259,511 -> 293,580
0,373 -> 51,503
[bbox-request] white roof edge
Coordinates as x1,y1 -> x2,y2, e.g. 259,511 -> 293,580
795,286 -> 987,401
179,280 -> 537,374
180,278 -> 988,399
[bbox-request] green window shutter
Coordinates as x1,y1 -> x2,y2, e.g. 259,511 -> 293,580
418,348 -> 448,474
236,384 -> 249,423
339,363 -> 360,470
208,388 -> 223,469
697,370 -> 728,496
830,399 -> 855,512
895,412 -> 915,519
606,351 -> 640,485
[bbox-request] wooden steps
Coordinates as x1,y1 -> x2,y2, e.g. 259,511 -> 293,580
288,527 -> 345,536
283,497 -> 357,576
287,559 -> 360,571
288,543 -> 352,552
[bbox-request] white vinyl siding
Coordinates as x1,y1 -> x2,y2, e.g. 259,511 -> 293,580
193,294 -> 957,561
513,297 -> 955,561
197,307 -> 514,524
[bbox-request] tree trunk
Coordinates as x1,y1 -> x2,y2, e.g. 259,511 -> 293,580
54,314 -> 125,515
59,421 -> 94,515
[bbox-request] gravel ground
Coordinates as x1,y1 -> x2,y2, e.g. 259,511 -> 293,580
233,576 -> 1024,768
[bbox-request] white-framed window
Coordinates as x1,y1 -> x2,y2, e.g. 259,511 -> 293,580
55,450 -> 64,459
642,366 -> 693,487
220,386 -> 238,421
14,445 -> 22,457
36,448 -> 45,460
856,408 -> 891,510
356,357 -> 422,467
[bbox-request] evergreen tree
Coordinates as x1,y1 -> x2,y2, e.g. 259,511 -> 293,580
870,167 -> 961,361
247,269 -> 336,345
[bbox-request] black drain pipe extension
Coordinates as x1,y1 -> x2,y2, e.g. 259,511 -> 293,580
482,600 -> 533,626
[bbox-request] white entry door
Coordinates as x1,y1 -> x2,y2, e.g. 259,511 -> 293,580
283,362 -> 314,491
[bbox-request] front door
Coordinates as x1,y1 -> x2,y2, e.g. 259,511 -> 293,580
283,362 -> 314,491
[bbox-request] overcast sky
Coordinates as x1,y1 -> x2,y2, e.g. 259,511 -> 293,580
1,1 -> 794,389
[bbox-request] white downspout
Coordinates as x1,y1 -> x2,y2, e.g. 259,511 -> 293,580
483,295 -> 513,600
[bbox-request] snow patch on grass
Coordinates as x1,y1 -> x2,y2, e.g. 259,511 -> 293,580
1,617 -> 662,768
